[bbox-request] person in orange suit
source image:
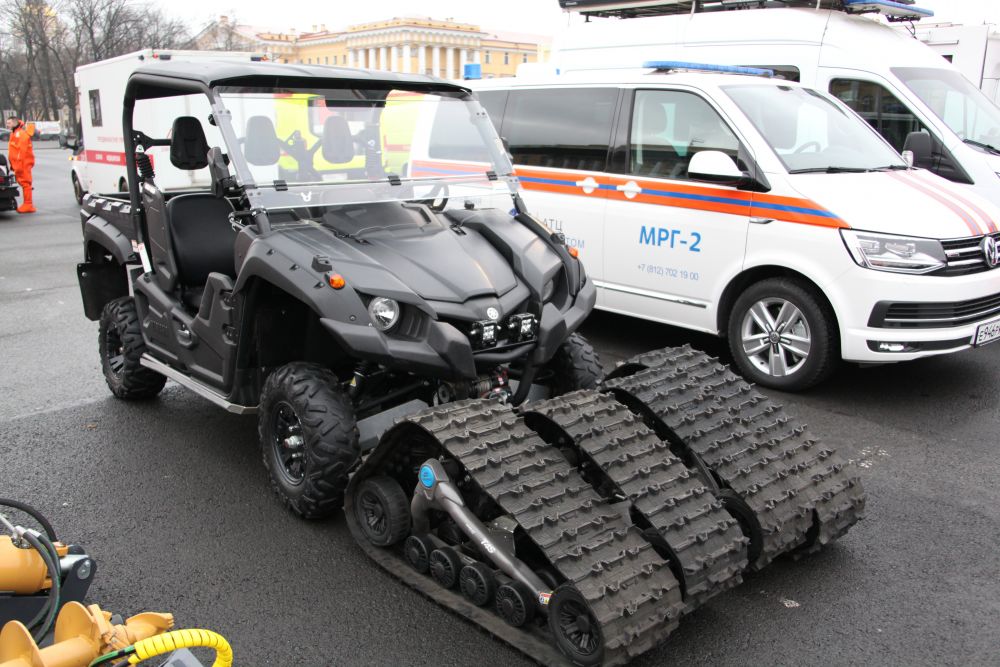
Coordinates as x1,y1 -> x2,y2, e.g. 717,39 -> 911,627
6,114 -> 35,213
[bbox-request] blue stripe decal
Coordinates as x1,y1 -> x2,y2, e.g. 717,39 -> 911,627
518,175 -> 834,218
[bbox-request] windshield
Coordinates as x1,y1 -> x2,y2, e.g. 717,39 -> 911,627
211,85 -> 517,213
892,66 -> 1000,152
724,84 -> 906,173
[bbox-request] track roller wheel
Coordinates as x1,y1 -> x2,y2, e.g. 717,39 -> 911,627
549,585 -> 604,667
404,535 -> 434,574
495,582 -> 536,628
354,476 -> 411,547
429,547 -> 462,589
459,562 -> 497,607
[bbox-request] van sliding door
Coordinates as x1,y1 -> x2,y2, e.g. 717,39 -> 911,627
499,87 -> 618,295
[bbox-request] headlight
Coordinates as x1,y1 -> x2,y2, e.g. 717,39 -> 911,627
368,297 -> 400,331
840,230 -> 946,274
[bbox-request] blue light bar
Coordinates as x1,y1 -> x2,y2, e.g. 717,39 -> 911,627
643,61 -> 774,77
842,0 -> 933,19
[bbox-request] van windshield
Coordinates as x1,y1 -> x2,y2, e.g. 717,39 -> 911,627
892,67 -> 1000,154
724,84 -> 906,174
211,86 -> 517,212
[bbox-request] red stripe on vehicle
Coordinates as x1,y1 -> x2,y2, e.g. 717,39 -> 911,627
889,172 -> 984,236
908,170 -> 998,234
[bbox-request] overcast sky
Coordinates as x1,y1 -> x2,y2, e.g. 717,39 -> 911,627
172,1 -> 1000,37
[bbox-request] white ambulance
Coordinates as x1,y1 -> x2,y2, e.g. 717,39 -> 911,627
470,63 -> 1000,390
552,1 -> 1000,209
70,49 -> 265,203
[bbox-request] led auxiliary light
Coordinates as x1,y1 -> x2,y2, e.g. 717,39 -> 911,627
368,297 -> 401,331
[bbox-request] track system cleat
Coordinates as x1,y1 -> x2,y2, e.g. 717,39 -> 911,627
604,345 -> 866,569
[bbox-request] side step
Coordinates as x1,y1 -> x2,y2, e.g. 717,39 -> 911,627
139,354 -> 257,415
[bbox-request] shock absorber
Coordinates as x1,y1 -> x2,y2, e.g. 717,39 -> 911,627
135,150 -> 155,183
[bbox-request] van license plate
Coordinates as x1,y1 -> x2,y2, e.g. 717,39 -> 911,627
973,318 -> 1000,347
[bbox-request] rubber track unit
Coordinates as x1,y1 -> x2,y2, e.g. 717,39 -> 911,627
604,345 -> 866,569
347,398 -> 687,666
524,391 -> 748,608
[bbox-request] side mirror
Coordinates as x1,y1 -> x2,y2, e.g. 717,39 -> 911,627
688,150 -> 745,185
207,147 -> 236,199
903,131 -> 932,168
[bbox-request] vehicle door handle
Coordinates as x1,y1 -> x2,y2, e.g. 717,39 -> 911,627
750,217 -> 774,225
575,176 -> 599,194
617,181 -> 642,199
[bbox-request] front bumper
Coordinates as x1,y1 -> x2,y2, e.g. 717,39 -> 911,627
830,265 -> 1000,362
320,278 -> 597,380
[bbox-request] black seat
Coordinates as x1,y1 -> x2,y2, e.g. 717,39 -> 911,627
171,116 -> 210,170
165,194 -> 236,310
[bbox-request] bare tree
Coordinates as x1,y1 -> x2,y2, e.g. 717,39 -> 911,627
0,0 -> 191,124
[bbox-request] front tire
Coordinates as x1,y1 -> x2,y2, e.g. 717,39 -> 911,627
98,297 -> 166,399
71,173 -> 85,205
546,333 -> 603,395
727,278 -> 838,391
259,363 -> 360,519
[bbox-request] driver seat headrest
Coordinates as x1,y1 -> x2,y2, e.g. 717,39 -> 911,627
170,116 -> 210,170
244,116 -> 282,166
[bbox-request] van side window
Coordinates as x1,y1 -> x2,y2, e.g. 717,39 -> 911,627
88,90 -> 102,128
475,90 -> 509,134
829,79 -> 922,151
629,90 -> 739,180
503,88 -> 617,170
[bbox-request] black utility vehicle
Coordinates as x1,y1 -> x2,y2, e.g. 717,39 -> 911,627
76,61 -> 599,516
75,62 -> 864,666
0,154 -> 18,211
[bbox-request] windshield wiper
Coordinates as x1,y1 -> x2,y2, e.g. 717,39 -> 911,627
962,138 -> 1000,155
872,165 -> 910,171
788,166 -> 871,174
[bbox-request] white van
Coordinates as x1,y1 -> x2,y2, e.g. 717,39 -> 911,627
469,64 -> 1000,390
551,3 -> 1000,208
70,49 -> 265,203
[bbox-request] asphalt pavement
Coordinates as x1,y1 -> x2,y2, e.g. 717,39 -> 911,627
1,149 -> 998,666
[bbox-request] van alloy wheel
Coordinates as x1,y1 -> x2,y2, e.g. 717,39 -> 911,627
740,297 -> 812,377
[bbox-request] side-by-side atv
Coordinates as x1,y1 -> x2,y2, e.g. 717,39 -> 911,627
75,62 -> 865,665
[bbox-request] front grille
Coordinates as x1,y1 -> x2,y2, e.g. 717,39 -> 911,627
934,232 -> 1000,277
869,291 -> 1000,328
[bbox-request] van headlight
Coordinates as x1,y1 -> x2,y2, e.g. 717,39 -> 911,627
368,297 -> 401,331
840,230 -> 946,274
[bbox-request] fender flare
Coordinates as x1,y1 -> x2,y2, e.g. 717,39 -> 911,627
83,215 -> 134,265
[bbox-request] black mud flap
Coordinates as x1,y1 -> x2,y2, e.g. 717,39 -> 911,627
77,262 -> 128,321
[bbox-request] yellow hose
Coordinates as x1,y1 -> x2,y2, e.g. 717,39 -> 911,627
126,628 -> 233,667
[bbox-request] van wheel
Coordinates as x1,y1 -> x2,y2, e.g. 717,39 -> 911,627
259,363 -> 360,519
72,173 -> 85,205
727,278 -> 837,391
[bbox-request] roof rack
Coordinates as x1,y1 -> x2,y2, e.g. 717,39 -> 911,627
644,60 -> 775,76
558,0 -> 933,22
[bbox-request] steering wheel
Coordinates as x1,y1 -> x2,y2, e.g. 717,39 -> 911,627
794,141 -> 822,154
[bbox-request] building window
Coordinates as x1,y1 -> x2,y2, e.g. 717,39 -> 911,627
307,57 -> 312,64
504,52 -> 509,65
522,54 -> 528,64
485,51 -> 491,64
325,56 -> 329,64
333,55 -> 338,64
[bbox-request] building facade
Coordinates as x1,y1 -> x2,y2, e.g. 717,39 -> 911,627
192,16 -> 547,79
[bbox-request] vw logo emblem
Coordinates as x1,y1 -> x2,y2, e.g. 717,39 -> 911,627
983,235 -> 1000,269
486,307 -> 500,320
